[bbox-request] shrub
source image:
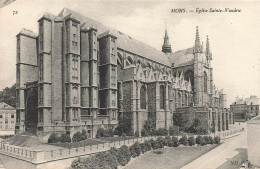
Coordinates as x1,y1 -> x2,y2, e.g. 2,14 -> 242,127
140,143 -> 146,154
207,136 -> 214,144
155,128 -> 168,136
48,133 -> 59,143
188,136 -> 195,146
153,149 -> 163,154
200,138 -> 207,146
168,140 -> 174,147
141,129 -> 149,137
122,132 -> 126,137
165,136 -> 171,146
72,132 -> 83,142
71,152 -> 119,169
109,147 -> 119,162
179,135 -> 188,146
203,136 -> 210,144
118,145 -> 131,166
96,152 -> 119,169
150,139 -> 155,149
214,136 -> 221,144
156,137 -> 166,146
144,140 -> 152,151
96,128 -> 105,138
169,126 -> 179,136
196,135 -> 203,145
172,137 -> 179,147
129,142 -> 141,158
143,119 -> 156,136
151,139 -> 161,149
135,131 -> 140,137
81,130 -> 88,140
59,134 -> 71,143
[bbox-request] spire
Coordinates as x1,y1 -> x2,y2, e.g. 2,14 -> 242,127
193,26 -> 202,53
206,35 -> 212,60
162,28 -> 172,54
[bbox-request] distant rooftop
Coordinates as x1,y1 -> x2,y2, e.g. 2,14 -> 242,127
0,102 -> 15,109
231,95 -> 259,105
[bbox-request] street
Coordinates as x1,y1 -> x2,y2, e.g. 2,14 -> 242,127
182,123 -> 247,169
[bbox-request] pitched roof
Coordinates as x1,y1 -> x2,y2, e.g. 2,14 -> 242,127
231,96 -> 259,105
0,102 -> 15,109
168,47 -> 194,67
18,28 -> 37,38
58,8 -> 171,66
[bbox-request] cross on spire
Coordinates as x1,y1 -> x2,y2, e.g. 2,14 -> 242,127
162,28 -> 172,54
193,26 -> 202,53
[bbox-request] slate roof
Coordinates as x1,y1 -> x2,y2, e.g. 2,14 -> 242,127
0,102 -> 15,109
18,28 -> 37,38
168,47 -> 194,67
58,8 -> 171,66
231,96 -> 259,105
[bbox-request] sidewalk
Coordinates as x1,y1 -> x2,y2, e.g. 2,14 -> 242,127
181,131 -> 247,169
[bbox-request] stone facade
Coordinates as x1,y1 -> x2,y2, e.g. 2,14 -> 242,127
0,102 -> 16,135
16,8 -> 231,141
230,95 -> 259,122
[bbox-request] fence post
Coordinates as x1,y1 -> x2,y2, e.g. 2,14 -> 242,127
60,149 -> 62,155
51,150 -> 53,157
103,143 -> 104,148
97,144 -> 98,149
69,148 -> 70,154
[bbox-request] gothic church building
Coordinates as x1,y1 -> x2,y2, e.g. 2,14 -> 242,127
15,8 -> 232,141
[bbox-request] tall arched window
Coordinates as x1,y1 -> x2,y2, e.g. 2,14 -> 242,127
204,72 -> 207,93
185,94 -> 188,106
177,92 -> 182,107
117,53 -> 123,76
184,70 -> 194,91
160,85 -> 165,109
140,85 -> 146,109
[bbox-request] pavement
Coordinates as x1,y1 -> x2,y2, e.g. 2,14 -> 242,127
182,123 -> 247,169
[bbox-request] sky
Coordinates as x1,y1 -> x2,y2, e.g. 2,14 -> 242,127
0,0 -> 259,105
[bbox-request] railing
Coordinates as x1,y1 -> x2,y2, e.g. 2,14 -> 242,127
0,128 -> 243,164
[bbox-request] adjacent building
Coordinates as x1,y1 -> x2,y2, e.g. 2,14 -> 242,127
15,8 -> 232,141
230,95 -> 259,122
0,102 -> 16,135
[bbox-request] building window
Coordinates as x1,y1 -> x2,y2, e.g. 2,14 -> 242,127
0,114 -> 2,118
73,108 -> 78,121
204,72 -> 207,93
11,121 -> 14,129
16,111 -> 20,122
0,122 -> 2,129
39,85 -> 43,104
140,85 -> 146,109
177,92 -> 182,107
160,85 -> 165,109
39,109 -> 43,122
72,55 -> 78,80
39,55 -> 43,81
112,111 -> 116,120
11,113 -> 14,118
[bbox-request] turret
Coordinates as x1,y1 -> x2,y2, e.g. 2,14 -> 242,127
205,35 -> 212,60
193,26 -> 203,53
162,29 -> 172,54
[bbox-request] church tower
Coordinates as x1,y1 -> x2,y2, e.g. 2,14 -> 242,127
162,29 -> 172,53
193,26 -> 204,106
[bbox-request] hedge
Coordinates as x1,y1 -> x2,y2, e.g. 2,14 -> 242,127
179,135 -> 188,146
195,135 -> 203,145
96,128 -> 114,138
59,134 -> 71,143
48,133 -> 59,143
214,136 -> 220,144
129,142 -> 141,158
188,136 -> 195,146
117,145 -> 131,166
172,136 -> 179,147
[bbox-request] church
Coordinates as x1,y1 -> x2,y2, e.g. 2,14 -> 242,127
15,8 -> 233,141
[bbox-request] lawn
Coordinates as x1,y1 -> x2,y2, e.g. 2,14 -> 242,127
124,145 -> 219,169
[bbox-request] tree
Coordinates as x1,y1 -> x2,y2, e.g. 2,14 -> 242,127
0,84 -> 16,107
